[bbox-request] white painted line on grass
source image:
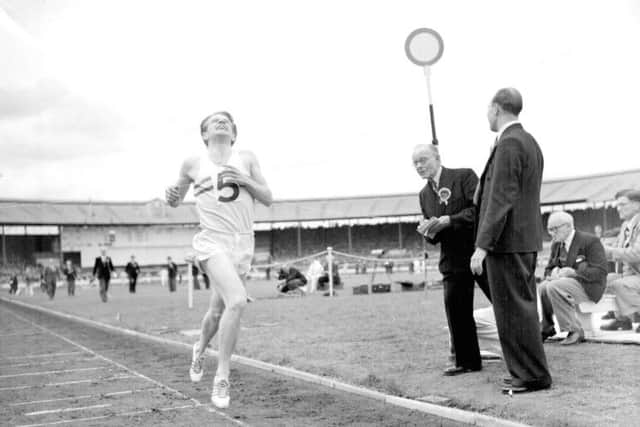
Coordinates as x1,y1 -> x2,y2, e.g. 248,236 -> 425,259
25,403 -> 111,416
1,356 -> 100,369
15,404 -> 199,427
0,331 -> 43,338
1,351 -> 82,360
0,366 -> 105,379
0,375 -> 136,391
9,388 -> 157,406
3,306 -> 249,427
2,296 -> 527,427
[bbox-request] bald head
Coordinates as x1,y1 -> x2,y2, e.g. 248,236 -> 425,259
491,88 -> 523,116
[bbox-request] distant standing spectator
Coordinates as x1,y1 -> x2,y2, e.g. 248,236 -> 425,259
62,260 -> 78,296
202,272 -> 211,290
167,257 -> 178,292
93,249 -> 115,302
125,255 -> 141,293
192,263 -> 201,290
8,274 -> 18,294
42,261 -> 59,300
24,265 -> 37,296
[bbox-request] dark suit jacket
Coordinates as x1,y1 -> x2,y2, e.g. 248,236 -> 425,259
93,256 -> 114,280
419,167 -> 478,274
476,123 -> 544,253
544,230 -> 608,302
125,262 -> 140,278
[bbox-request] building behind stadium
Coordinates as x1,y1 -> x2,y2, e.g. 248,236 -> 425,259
1,170 -> 638,270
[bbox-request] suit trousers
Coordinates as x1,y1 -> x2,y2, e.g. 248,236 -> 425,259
128,276 -> 137,293
67,279 -> 75,296
99,278 -> 110,302
609,274 -> 640,317
486,252 -> 552,387
443,272 -> 481,369
539,278 -> 590,333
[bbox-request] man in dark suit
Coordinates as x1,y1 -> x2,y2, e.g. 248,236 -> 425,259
413,144 -> 491,376
539,211 -> 608,345
93,249 -> 114,302
470,88 -> 552,394
125,255 -> 140,293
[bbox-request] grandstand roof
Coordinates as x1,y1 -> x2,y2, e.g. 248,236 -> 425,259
1,169 -> 638,226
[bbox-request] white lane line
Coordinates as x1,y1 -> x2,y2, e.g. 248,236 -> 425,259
25,403 -> 112,417
9,388 -> 159,406
0,356 -> 100,369
4,309 -> 249,427
1,351 -> 83,360
15,404 -> 199,427
0,374 -> 136,391
0,331 -> 43,337
0,367 -> 106,378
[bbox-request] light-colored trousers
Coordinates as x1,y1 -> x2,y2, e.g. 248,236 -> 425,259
538,278 -> 591,332
474,306 -> 503,358
607,273 -> 640,317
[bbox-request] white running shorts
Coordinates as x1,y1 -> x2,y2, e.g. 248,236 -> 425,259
193,229 -> 254,276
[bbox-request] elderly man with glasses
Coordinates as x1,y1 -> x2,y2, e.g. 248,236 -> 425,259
538,211 -> 608,345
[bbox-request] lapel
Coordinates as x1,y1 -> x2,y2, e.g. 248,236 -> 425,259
433,167 -> 451,216
567,232 -> 581,266
475,144 -> 498,205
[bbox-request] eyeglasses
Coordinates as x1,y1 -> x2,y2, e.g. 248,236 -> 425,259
547,224 -> 568,233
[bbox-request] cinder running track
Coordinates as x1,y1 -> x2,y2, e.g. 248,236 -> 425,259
0,300 -> 466,426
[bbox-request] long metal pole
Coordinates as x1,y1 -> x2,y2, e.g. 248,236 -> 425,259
423,66 -> 438,145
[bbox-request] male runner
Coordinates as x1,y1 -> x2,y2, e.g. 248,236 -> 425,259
165,111 -> 272,408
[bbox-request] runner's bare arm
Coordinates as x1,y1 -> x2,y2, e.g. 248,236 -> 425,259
165,156 -> 196,207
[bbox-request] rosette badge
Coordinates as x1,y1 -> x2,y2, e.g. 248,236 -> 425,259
438,187 -> 451,205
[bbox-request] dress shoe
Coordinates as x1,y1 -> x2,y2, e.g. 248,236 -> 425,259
443,366 -> 481,376
541,327 -> 556,342
560,330 -> 585,345
601,311 -> 616,320
600,318 -> 632,331
502,383 -> 551,394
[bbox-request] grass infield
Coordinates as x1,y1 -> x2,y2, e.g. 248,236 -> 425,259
7,274 -> 638,427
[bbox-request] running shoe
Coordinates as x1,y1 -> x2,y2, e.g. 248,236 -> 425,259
211,377 -> 230,408
189,342 -> 205,382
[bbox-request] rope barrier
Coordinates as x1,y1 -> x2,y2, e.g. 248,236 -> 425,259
331,250 -> 423,264
256,250 -> 328,269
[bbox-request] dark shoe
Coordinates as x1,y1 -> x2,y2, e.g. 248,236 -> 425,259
541,327 -> 556,342
600,318 -> 632,331
560,330 -> 585,345
502,383 -> 551,394
601,311 -> 616,320
502,377 -> 512,385
443,366 -> 481,376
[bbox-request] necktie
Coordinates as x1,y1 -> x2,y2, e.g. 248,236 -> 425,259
558,242 -> 568,267
430,180 -> 438,194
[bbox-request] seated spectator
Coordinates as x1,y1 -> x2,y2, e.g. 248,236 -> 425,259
601,189 -> 640,333
317,260 -> 341,289
538,211 -> 608,345
277,266 -> 307,295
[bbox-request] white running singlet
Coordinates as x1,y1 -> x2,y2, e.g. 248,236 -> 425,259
193,151 -> 255,234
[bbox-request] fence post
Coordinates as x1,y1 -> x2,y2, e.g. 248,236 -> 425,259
327,246 -> 334,297
187,262 -> 194,309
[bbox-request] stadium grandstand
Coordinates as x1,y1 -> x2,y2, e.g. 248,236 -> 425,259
0,169 -> 638,270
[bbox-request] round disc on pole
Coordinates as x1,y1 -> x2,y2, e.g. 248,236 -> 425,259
405,28 -> 444,66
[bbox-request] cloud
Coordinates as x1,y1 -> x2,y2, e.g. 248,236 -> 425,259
0,79 -> 67,119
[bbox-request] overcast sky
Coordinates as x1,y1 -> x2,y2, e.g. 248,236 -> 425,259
1,0 -> 639,203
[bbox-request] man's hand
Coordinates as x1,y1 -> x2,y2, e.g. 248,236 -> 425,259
417,218 -> 438,236
470,248 -> 487,275
219,165 -> 251,187
557,267 -> 577,278
165,185 -> 183,207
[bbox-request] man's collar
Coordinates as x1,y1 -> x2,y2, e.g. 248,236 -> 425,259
431,166 -> 443,187
496,120 -> 521,142
565,229 -> 576,249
